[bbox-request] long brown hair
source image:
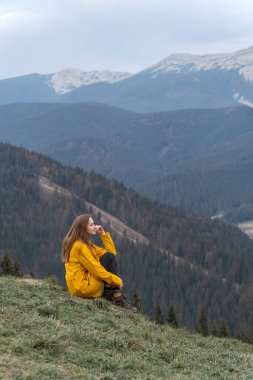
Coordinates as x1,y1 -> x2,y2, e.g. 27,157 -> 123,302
61,214 -> 93,262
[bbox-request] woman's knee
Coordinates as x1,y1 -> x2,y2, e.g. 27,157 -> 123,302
100,252 -> 116,266
101,252 -> 115,262
106,252 -> 115,259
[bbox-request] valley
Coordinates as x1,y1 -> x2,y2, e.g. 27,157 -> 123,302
0,102 -> 253,221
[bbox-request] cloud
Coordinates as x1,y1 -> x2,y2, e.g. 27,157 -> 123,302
0,0 -> 253,79
0,10 -> 39,30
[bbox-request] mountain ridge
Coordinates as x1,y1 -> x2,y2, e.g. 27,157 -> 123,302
48,68 -> 131,94
1,46 -> 253,111
146,46 -> 253,80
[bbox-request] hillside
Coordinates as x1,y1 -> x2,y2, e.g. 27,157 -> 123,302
0,142 -> 253,340
144,158 -> 253,220
1,276 -> 252,380
1,102 -> 253,220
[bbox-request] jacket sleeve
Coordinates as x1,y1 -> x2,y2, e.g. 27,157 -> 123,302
77,242 -> 122,286
93,232 -> 117,259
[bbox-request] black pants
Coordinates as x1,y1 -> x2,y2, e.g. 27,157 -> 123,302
100,252 -> 118,276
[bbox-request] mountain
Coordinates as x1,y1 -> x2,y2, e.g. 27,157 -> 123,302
63,47 -> 253,112
1,102 -> 253,220
49,68 -> 131,94
145,47 -> 253,109
0,69 -> 131,105
1,142 -> 253,339
1,47 -> 253,112
2,277 -> 252,379
0,74 -> 56,104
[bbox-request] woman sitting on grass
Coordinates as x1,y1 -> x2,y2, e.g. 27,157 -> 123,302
61,214 -> 135,310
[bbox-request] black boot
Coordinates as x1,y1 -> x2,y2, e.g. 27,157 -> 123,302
111,287 -> 137,312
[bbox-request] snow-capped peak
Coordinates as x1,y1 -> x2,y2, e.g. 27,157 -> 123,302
148,47 -> 253,82
49,69 -> 131,94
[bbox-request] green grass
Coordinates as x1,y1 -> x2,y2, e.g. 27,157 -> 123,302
0,276 -> 252,379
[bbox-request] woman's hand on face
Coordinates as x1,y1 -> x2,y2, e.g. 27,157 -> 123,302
95,225 -> 105,235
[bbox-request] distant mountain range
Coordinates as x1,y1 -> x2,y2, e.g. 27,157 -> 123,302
1,47 -> 253,112
0,102 -> 253,222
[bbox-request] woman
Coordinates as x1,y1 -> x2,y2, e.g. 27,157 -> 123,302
61,214 -> 135,310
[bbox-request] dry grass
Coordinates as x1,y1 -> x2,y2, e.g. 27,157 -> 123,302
1,276 -> 253,379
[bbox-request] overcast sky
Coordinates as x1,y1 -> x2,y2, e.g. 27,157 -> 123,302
1,0 -> 253,79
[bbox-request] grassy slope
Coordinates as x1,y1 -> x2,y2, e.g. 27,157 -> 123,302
0,277 -> 252,380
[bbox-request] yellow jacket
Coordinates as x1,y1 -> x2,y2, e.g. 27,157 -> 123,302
65,232 -> 122,298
